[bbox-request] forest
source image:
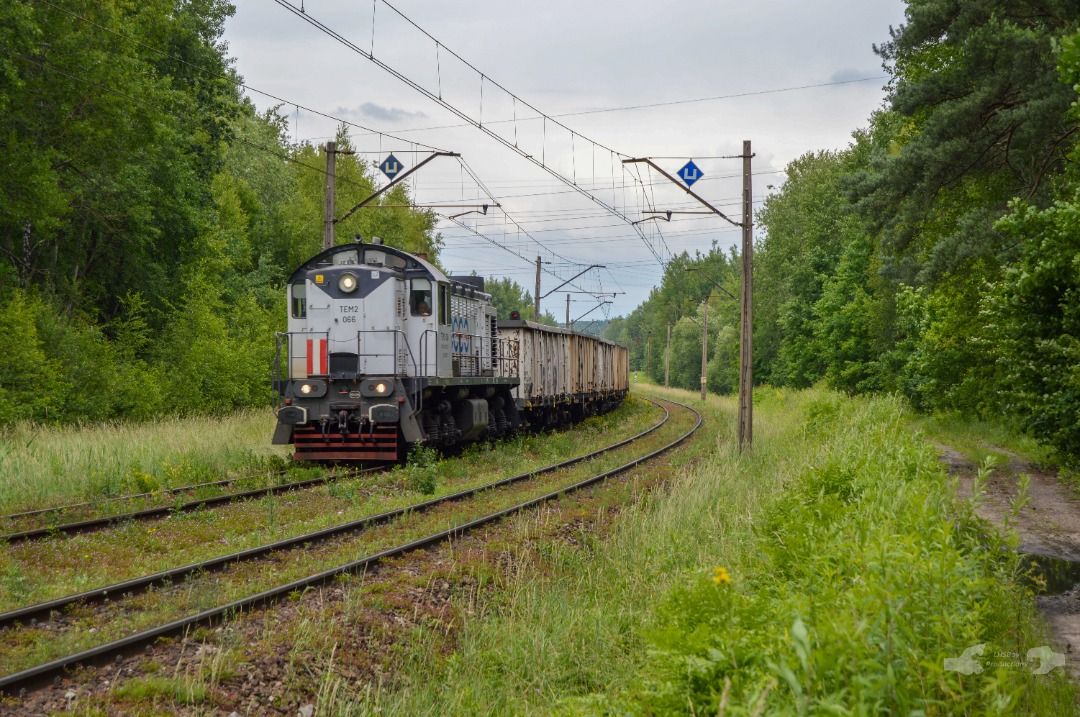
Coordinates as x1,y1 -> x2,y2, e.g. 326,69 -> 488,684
0,0 -> 442,425
606,0 -> 1080,465
2,0 -> 1079,467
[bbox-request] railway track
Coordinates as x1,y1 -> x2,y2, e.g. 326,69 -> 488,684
0,401 -> 670,629
0,467 -> 385,543
0,398 -> 698,696
0,469 -> 291,522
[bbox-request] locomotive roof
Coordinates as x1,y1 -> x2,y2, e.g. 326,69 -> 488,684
287,242 -> 448,285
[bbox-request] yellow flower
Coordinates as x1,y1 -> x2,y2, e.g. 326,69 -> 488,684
712,566 -> 731,585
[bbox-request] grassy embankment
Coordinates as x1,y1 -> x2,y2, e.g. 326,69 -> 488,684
0,409 -> 288,512
315,380 -> 1074,715
0,398 -> 675,678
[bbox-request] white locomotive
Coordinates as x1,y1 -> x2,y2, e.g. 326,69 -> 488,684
273,239 -> 628,461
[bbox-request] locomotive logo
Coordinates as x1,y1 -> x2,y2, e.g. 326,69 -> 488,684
451,316 -> 472,353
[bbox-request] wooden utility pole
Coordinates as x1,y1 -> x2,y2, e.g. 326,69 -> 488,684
664,322 -> 671,388
323,141 -> 336,251
565,294 -> 570,328
738,140 -> 754,450
534,256 -> 542,321
647,333 -> 652,377
700,301 -> 708,402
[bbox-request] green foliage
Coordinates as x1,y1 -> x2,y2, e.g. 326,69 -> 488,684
812,232 -> 893,394
635,395 -> 1073,714
614,247 -> 740,391
113,675 -> 207,706
405,443 -> 440,495
727,3 -> 1080,465
755,148 -> 864,387
0,9 -> 441,429
992,189 -> 1080,464
0,291 -> 63,424
862,0 -> 1080,280
483,275 -> 558,324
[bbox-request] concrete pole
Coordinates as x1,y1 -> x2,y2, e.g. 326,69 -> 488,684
534,256 -> 542,321
647,334 -> 652,377
664,321 -> 671,388
323,141 -> 336,251
701,301 -> 708,402
738,140 -> 754,450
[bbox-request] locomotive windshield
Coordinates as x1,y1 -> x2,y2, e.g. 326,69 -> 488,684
365,249 -> 407,269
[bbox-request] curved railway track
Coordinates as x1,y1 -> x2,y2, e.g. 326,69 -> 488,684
0,397 -> 700,697
0,400 -> 671,630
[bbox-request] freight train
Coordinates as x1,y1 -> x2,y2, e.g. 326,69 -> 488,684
272,239 -> 629,461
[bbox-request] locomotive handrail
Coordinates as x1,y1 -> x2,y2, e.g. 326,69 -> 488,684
353,329 -> 422,415
351,329 -> 418,378
272,330 -> 331,409
417,329 -> 520,379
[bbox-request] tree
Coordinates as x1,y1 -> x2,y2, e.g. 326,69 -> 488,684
859,0 -> 1080,282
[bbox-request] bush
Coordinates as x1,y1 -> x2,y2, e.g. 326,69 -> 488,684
0,291 -> 64,424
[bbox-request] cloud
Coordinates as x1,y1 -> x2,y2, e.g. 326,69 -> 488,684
829,67 -> 880,84
336,102 -> 428,123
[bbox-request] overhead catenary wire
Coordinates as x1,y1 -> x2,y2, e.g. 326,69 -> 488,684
272,0 -> 671,267
30,0 -> 795,314
8,47 -> 605,300
13,6 -> 622,299
345,76 -> 891,136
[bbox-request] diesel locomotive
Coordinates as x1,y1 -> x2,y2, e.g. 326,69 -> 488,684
273,239 -> 628,461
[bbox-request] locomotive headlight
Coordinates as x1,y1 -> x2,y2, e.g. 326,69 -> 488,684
292,379 -> 326,398
361,380 -> 392,397
338,273 -> 358,293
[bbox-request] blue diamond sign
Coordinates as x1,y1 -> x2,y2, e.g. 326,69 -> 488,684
677,160 -> 703,187
379,154 -> 403,180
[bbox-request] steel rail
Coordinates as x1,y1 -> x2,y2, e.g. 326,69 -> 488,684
0,400 -> 670,630
0,470 -> 298,522
0,468 -> 386,543
0,398 -> 699,697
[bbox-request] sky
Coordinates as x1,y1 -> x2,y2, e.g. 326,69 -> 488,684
223,0 -> 909,320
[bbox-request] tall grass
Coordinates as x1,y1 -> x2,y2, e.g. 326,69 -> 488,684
318,387 -> 1073,715
0,409 -> 287,511
909,411 -> 1056,468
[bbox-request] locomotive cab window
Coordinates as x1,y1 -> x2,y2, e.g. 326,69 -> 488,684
291,283 -> 307,318
438,284 -> 450,326
410,278 -> 433,317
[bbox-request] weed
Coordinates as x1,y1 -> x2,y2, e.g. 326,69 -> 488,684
113,675 -> 207,705
286,465 -> 326,482
1,563 -> 32,602
327,479 -> 360,503
406,444 -> 439,495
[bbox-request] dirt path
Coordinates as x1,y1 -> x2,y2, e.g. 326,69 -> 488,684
941,446 -> 1080,681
